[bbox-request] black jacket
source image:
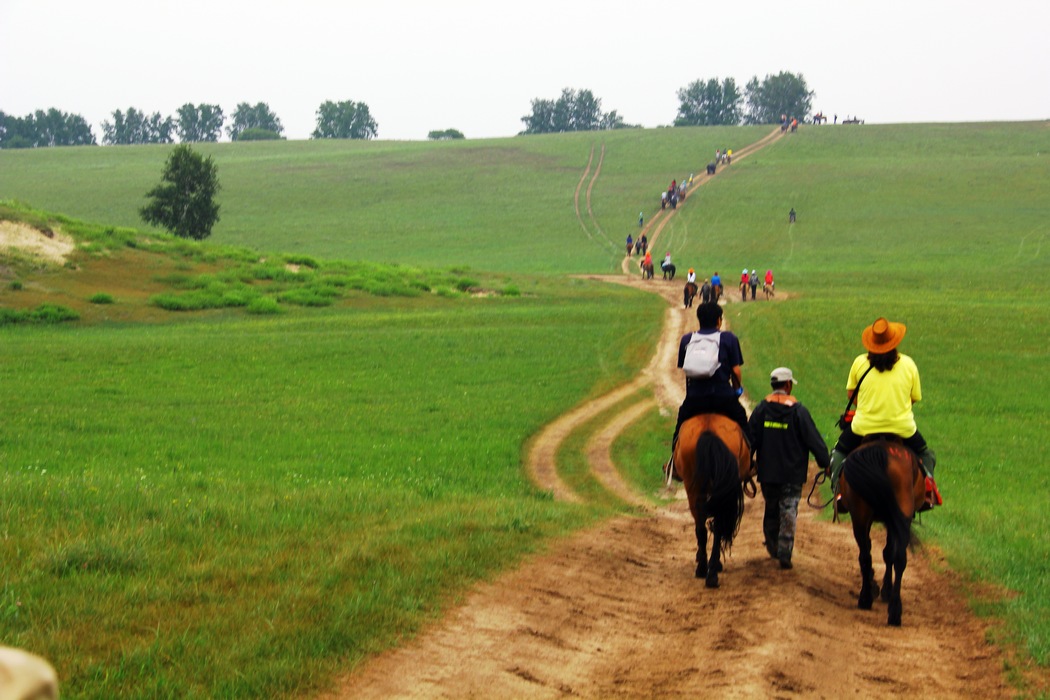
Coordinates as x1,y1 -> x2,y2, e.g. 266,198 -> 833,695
748,393 -> 830,485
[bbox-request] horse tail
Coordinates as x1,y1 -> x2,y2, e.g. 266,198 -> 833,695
843,445 -> 914,550
689,431 -> 745,556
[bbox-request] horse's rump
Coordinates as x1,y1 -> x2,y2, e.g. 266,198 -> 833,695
674,414 -> 751,557
844,439 -> 923,518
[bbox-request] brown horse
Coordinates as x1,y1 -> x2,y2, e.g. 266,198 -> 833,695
683,281 -> 698,308
840,438 -> 924,626
673,414 -> 753,588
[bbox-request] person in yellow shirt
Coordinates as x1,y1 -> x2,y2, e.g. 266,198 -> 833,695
829,317 -> 939,507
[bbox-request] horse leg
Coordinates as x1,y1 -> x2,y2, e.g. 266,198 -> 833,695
887,532 -> 908,626
705,520 -> 722,589
694,517 -> 708,579
881,542 -> 894,604
852,519 -> 875,610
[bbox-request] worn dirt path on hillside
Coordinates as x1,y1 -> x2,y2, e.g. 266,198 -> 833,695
321,130 -> 1013,699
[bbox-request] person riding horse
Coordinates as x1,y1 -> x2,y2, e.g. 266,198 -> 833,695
828,317 -> 940,511
661,253 -> 676,280
666,302 -> 751,479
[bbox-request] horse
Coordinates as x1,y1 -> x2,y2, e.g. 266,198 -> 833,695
763,281 -> 775,300
672,414 -> 753,588
683,281 -> 698,308
662,263 -> 676,280
839,438 -> 925,626
641,261 -> 654,280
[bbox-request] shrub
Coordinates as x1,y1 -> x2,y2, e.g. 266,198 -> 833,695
502,285 -> 521,297
246,297 -> 281,315
455,277 -> 479,292
89,292 -> 115,304
283,254 -> 320,269
277,289 -> 334,307
8,280 -> 22,291
235,128 -> 283,141
29,304 -> 79,323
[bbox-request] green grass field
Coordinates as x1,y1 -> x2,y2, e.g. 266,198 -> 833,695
2,121 -> 1049,697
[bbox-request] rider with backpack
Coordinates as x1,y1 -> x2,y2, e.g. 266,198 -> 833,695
666,303 -> 750,478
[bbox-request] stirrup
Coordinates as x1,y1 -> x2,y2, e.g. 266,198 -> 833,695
835,493 -> 849,514
923,476 -> 942,510
663,457 -> 682,483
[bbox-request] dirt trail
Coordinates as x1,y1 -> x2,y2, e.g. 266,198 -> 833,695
324,131 -> 1011,699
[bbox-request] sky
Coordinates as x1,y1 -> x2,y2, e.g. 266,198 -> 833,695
2,0 -> 1048,142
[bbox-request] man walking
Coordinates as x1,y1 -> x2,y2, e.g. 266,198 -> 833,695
748,367 -> 830,569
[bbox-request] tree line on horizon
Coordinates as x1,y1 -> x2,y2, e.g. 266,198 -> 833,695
0,100 -> 379,148
0,71 -> 814,148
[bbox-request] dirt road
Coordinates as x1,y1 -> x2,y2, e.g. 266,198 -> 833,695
323,132 -> 1012,699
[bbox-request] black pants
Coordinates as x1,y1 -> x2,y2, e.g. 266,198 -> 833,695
672,394 -> 751,450
834,426 -> 927,455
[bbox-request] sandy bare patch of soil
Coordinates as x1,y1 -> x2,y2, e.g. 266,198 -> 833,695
0,220 -> 75,264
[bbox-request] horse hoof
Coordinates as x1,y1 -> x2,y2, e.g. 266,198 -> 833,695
705,575 -> 720,589
695,565 -> 706,579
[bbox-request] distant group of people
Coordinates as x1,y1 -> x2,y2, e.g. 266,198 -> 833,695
660,177 -> 690,210
780,115 -> 799,133
625,232 -> 648,257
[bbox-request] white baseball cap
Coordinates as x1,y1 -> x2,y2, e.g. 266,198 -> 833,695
770,367 -> 797,383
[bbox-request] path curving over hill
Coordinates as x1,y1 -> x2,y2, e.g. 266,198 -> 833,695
322,128 -> 1012,699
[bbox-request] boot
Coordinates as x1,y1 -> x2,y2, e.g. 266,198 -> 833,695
829,449 -> 848,513
918,448 -> 941,509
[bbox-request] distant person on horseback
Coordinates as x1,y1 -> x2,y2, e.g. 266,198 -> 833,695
639,233 -> 648,255
749,269 -> 759,300
829,317 -> 940,509
662,252 -> 672,271
665,303 -> 750,478
711,271 -> 722,300
700,278 -> 712,303
749,367 -> 830,569
626,233 -> 633,257
687,268 -> 696,284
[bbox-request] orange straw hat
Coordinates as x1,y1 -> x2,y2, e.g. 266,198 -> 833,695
862,317 -> 907,353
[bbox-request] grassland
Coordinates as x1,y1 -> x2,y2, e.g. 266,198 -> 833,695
2,121 -> 1049,697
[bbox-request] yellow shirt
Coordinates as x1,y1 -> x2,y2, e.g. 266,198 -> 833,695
847,353 -> 921,438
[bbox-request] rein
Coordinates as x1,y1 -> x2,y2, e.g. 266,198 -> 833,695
806,468 -> 836,516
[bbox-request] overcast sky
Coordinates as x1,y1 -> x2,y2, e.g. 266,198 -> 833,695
2,0 -> 1047,142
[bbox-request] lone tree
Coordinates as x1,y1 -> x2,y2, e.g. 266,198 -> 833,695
427,128 -> 465,140
312,100 -> 378,140
743,72 -> 814,125
227,102 -> 283,141
140,145 -> 220,240
520,88 -> 631,134
674,78 -> 743,126
175,103 -> 225,143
